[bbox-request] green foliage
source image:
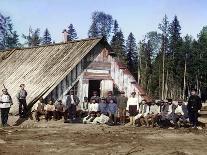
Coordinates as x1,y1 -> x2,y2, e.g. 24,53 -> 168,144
67,24 -> 78,41
42,28 -> 52,45
88,11 -> 113,40
22,27 -> 41,47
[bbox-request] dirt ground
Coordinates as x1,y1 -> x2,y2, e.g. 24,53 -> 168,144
0,117 -> 207,155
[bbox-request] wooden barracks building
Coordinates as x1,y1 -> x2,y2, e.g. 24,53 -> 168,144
0,36 -> 150,114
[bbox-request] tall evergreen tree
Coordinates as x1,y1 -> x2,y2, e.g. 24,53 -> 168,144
67,24 -> 78,41
22,27 -> 41,47
0,13 -> 19,50
126,32 -> 138,77
42,28 -> 52,45
88,11 -> 113,40
113,20 -> 119,35
111,30 -> 126,61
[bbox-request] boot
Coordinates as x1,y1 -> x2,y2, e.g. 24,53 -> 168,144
132,117 -> 136,126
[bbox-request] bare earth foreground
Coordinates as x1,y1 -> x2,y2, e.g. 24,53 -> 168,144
0,117 -> 207,155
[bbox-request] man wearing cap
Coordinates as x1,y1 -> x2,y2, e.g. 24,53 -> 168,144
187,89 -> 202,128
90,91 -> 100,103
0,89 -> 13,127
117,91 -> 128,124
34,97 -> 46,122
16,84 -> 28,118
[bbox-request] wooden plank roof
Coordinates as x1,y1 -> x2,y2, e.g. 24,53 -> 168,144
0,37 -> 105,113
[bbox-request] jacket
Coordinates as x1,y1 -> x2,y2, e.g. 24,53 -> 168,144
187,95 -> 202,112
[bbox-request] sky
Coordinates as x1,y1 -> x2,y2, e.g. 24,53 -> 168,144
1,0 -> 207,44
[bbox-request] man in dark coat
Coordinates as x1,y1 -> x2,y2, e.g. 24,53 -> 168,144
63,90 -> 80,121
187,89 -> 202,128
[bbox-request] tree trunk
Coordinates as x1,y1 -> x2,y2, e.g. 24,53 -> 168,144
162,50 -> 165,100
182,53 -> 187,100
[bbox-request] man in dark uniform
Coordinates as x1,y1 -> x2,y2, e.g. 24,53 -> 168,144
90,91 -> 100,103
187,89 -> 202,128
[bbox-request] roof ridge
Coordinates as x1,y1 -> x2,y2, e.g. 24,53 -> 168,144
0,36 -> 103,52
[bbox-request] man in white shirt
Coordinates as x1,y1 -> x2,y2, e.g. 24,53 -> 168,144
0,89 -> 13,127
145,102 -> 160,127
126,92 -> 139,126
173,100 -> 187,128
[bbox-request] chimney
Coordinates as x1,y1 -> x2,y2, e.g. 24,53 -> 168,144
62,29 -> 68,43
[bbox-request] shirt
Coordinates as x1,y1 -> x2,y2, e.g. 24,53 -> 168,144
117,96 -> 128,108
44,104 -> 55,111
108,103 -> 117,114
167,104 -> 173,114
71,95 -> 75,104
126,97 -> 139,110
92,103 -> 99,112
34,102 -> 45,112
175,105 -> 184,115
16,89 -> 27,100
150,105 -> 160,114
98,102 -> 108,114
81,102 -> 88,111
0,94 -> 12,108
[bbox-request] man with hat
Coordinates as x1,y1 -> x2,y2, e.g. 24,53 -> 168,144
187,89 -> 202,128
117,91 -> 128,124
16,84 -> 28,118
106,91 -> 117,104
0,89 -> 13,127
90,91 -> 100,103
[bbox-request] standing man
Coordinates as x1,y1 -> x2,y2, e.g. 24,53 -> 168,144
126,92 -> 139,126
16,84 -> 28,118
187,89 -> 202,128
63,90 -> 80,121
0,89 -> 13,127
117,91 -> 128,124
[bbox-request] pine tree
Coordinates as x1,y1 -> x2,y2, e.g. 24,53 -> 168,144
113,20 -> 119,35
42,28 -> 52,45
88,11 -> 113,40
67,24 -> 78,41
22,27 -> 41,47
126,32 -> 138,77
0,13 -> 20,50
111,30 -> 126,61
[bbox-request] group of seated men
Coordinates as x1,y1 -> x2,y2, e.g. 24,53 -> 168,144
134,99 -> 189,128
33,89 -> 202,129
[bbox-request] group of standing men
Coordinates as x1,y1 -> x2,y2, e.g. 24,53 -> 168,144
0,84 -> 28,127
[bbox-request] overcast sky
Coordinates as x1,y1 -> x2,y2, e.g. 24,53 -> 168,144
1,0 -> 207,43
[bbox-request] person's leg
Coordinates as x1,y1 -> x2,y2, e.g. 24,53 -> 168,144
4,108 -> 10,126
144,115 -> 150,127
1,108 -> 5,126
22,100 -> 27,117
45,111 -> 49,121
35,111 -> 40,121
193,112 -> 198,127
72,105 -> 77,119
123,109 -> 126,124
19,101 -> 23,116
68,106 -> 73,120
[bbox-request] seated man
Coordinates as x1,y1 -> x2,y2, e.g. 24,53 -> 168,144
91,112 -> 110,124
83,99 -> 97,124
144,101 -> 160,127
45,100 -> 56,121
107,99 -> 117,125
55,100 -> 64,120
160,99 -> 176,128
79,97 -> 89,117
34,97 -> 46,122
135,100 -> 148,126
173,100 -> 188,128
98,97 -> 108,115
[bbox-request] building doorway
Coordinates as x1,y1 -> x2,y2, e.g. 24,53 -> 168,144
88,80 -> 101,100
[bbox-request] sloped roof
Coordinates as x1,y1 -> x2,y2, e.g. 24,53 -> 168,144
0,37 -> 105,113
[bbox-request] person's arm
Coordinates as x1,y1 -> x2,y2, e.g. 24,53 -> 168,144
16,91 -> 20,100
9,94 -> 13,105
126,98 -> 130,111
